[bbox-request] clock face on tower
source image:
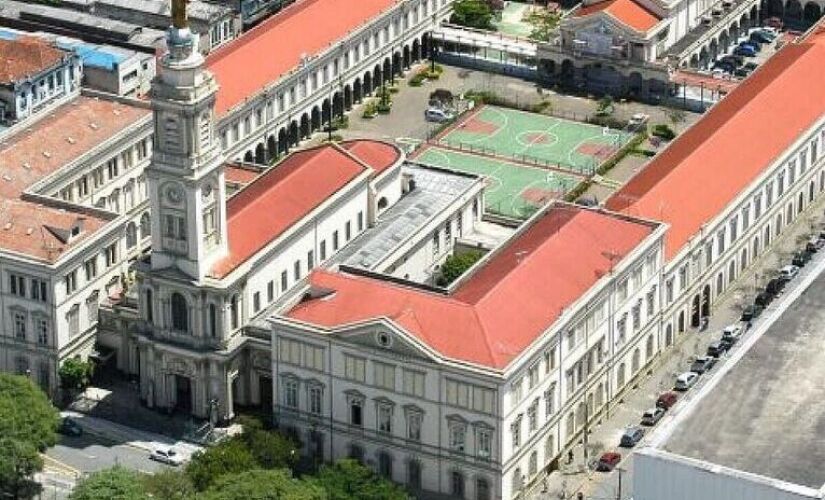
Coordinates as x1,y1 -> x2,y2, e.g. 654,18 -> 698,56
165,184 -> 184,205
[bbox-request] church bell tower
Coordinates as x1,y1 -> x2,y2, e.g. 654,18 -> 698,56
146,0 -> 228,281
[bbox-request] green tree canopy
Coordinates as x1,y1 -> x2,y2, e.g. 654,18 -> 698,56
450,0 -> 495,30
141,468 -> 195,500
0,374 -> 58,499
311,459 -> 408,500
203,469 -> 326,500
186,437 -> 258,491
69,466 -> 148,500
437,250 -> 484,286
58,357 -> 94,392
241,428 -> 299,470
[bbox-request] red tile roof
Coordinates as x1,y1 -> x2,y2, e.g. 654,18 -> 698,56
606,29 -> 825,260
209,144 -> 368,278
0,96 -> 148,263
287,206 -> 657,369
206,0 -> 396,115
574,0 -> 662,32
339,140 -> 402,176
0,37 -> 68,85
224,164 -> 261,185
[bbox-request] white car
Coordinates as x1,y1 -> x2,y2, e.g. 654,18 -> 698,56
674,372 -> 698,391
721,324 -> 742,342
150,447 -> 185,466
424,107 -> 454,123
780,264 -> 800,280
629,113 -> 649,126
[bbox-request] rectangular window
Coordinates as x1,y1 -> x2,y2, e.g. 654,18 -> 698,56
344,354 -> 366,382
320,240 -> 327,261
65,270 -> 78,295
267,281 -> 274,302
447,379 -> 471,408
511,420 -> 521,448
303,344 -> 324,371
308,385 -> 323,415
357,211 -> 364,231
377,404 -> 393,434
281,271 -> 288,292
345,221 -> 352,241
283,378 -> 299,409
13,311 -> 26,339
374,361 -> 396,390
293,260 -> 301,281
307,250 -> 315,270
105,243 -> 117,267
332,231 -> 339,251
9,274 -> 26,297
449,423 -> 466,452
477,427 -> 492,459
36,318 -> 48,345
279,338 -> 302,365
406,411 -> 422,442
350,399 -> 363,426
253,292 -> 261,313
402,369 -> 425,398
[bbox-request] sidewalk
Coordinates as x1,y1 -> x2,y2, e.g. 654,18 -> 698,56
62,410 -> 203,460
526,199 -> 825,500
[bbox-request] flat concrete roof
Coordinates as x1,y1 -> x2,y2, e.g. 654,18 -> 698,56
663,265 -> 825,489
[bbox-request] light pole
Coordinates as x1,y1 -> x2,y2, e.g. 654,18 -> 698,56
431,13 -> 438,73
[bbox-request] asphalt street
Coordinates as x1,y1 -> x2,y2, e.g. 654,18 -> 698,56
46,432 -> 169,475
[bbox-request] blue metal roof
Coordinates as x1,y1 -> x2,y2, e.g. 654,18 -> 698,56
55,40 -> 126,70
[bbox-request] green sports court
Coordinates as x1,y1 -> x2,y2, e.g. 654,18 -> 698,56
413,145 -> 583,219
437,105 -> 633,174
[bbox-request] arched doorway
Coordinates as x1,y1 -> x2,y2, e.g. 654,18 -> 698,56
244,151 -> 253,163
300,113 -> 310,139
785,0 -> 803,21
383,59 -> 392,84
392,52 -> 402,78
343,85 -> 353,111
691,294 -> 701,327
333,92 -> 344,119
678,311 -> 686,333
311,106 -> 321,132
412,38 -> 421,61
255,142 -> 266,164
267,135 -> 277,162
665,324 -> 674,347
288,120 -> 299,147
628,72 -> 643,96
767,0 -> 783,17
353,78 -> 363,103
403,44 -> 411,69
701,284 -> 711,318
560,59 -> 574,84
322,99 -> 331,127
278,128 -> 288,155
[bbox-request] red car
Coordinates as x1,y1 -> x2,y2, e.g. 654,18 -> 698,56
596,452 -> 622,472
656,391 -> 678,410
763,16 -> 783,29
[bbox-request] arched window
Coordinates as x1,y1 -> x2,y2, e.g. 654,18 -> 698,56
646,334 -> 654,360
230,294 -> 239,330
545,434 -> 555,462
512,469 -> 523,496
126,222 -> 138,248
528,450 -> 538,476
140,212 -> 151,239
617,362 -> 626,387
632,348 -> 641,373
451,470 -> 465,498
171,292 -> 188,332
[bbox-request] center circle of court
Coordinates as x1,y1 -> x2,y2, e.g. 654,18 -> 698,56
516,130 -> 558,148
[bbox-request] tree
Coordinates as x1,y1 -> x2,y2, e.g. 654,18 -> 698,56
141,469 -> 195,500
666,107 -> 687,126
526,9 -> 561,42
596,95 -> 614,116
437,250 -> 484,286
58,357 -> 94,393
311,459 -> 408,500
450,0 -> 495,30
186,438 -> 258,491
202,469 -> 325,500
240,428 -> 299,470
69,467 -> 148,500
0,375 -> 58,500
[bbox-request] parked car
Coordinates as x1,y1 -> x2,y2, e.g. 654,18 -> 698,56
779,264 -> 800,280
720,54 -> 744,66
765,277 -> 786,295
740,40 -> 761,52
674,372 -> 699,391
734,68 -> 750,78
149,448 -> 185,466
750,31 -> 774,44
754,290 -> 774,307
620,426 -> 646,447
743,62 -> 759,71
713,60 -> 736,72
656,391 -> 678,409
707,340 -> 727,358
793,250 -> 812,267
424,107 -> 454,122
690,355 -> 717,374
763,16 -> 783,29
734,45 -> 756,57
740,303 -> 763,322
58,417 -> 83,437
629,113 -> 650,126
641,407 -> 666,426
596,451 -> 623,472
722,324 -> 742,342
755,28 -> 778,41
806,237 -> 825,253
